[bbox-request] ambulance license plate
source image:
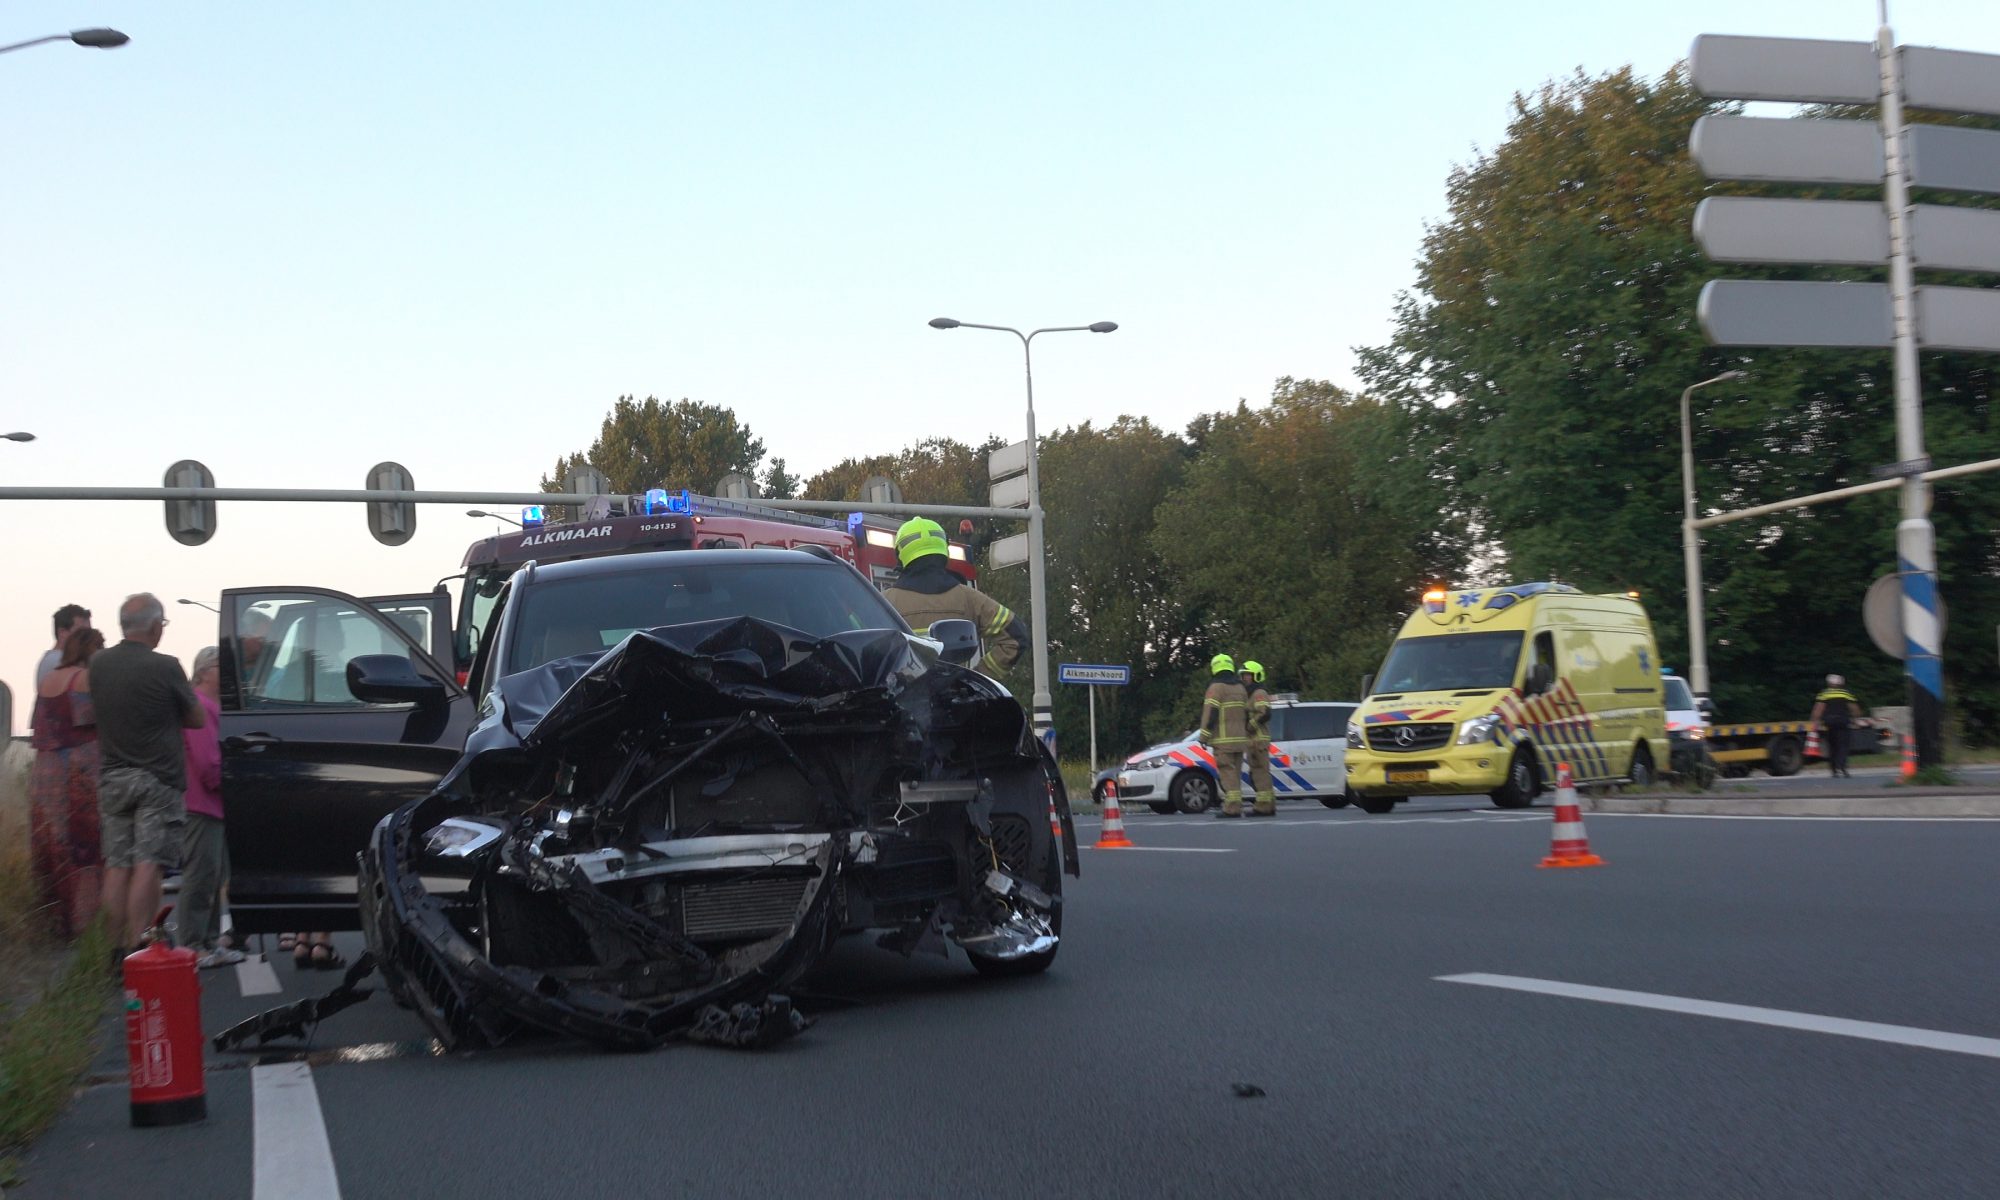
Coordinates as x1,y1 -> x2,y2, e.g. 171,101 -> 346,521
1387,769 -> 1430,784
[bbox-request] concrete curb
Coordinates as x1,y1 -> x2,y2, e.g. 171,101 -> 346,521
1582,792 -> 2000,817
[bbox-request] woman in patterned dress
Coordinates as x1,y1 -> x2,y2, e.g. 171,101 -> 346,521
29,627 -> 105,938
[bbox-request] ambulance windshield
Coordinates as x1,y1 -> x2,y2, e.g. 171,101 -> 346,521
1376,631 -> 1525,693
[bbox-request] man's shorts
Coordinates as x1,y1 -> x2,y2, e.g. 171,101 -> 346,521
99,766 -> 186,869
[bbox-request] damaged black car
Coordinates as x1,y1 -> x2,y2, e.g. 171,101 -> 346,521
339,548 -> 1078,1051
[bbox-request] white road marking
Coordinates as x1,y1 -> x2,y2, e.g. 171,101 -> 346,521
1437,973 -> 2000,1061
253,1062 -> 342,1200
1589,812 -> 2000,823
235,954 -> 283,997
1087,845 -> 1236,853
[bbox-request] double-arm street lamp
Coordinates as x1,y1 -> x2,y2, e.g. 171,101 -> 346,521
0,28 -> 129,55
929,317 -> 1118,751
3,432 -> 35,443
1679,369 -> 1747,700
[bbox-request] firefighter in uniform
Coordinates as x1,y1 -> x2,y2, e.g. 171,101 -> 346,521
882,517 -> 1027,670
1809,674 -> 1866,779
1198,653 -> 1253,817
1240,660 -> 1276,817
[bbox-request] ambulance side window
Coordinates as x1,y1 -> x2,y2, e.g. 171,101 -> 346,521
1530,632 -> 1558,693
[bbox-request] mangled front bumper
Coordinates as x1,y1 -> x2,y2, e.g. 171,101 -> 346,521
356,616 -> 1076,1051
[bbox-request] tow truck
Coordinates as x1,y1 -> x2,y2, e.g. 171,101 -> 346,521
1664,672 -> 1892,778
446,488 -> 976,676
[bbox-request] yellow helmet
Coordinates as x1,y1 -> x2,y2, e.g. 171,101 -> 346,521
1241,660 -> 1265,682
894,517 -> 948,567
1210,653 -> 1235,675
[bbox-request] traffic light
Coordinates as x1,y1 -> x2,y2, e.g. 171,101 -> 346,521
366,461 -> 417,546
164,459 -> 216,546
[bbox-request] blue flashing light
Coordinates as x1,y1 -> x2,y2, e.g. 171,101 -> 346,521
847,512 -> 866,533
643,488 -> 670,515
666,489 -> 693,514
521,505 -> 547,528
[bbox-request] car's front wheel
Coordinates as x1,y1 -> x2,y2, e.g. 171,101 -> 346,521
1318,789 -> 1354,810
1169,769 -> 1217,814
1490,748 -> 1539,809
1147,801 -> 1175,815
1354,792 -> 1397,814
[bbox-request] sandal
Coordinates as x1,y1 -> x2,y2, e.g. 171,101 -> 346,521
294,939 -> 314,968
277,933 -> 298,953
309,943 -> 346,970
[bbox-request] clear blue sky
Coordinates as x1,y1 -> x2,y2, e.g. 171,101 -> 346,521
5,1 -> 1996,728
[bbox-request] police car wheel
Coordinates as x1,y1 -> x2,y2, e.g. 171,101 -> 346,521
1147,802 -> 1175,815
1318,790 -> 1353,810
1170,770 -> 1217,814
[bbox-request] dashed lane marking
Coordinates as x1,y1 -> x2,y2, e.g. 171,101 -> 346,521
1086,846 -> 1236,853
1437,973 -> 2000,1061
252,1061 -> 342,1199
235,954 -> 283,997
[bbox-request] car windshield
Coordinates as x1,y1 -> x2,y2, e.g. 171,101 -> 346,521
506,560 -> 905,674
1664,677 -> 1696,710
1375,632 -> 1525,693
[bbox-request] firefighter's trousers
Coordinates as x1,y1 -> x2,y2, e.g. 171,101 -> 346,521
1245,741 -> 1275,814
1213,743 -> 1246,813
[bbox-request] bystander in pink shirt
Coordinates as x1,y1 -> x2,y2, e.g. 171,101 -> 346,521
183,689 -> 224,819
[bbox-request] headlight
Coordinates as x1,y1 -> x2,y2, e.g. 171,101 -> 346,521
1456,714 -> 1503,746
1346,726 -> 1363,749
424,817 -> 505,859
1132,755 -> 1171,770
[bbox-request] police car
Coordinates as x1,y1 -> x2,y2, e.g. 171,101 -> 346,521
1113,698 -> 1359,813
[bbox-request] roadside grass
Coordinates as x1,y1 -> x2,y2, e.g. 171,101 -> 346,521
1057,760 -> 1098,807
0,740 -> 115,1162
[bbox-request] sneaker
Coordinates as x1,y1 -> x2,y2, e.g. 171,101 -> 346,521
197,947 -> 246,969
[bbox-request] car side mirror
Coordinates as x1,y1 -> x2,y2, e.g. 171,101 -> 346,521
1359,672 -> 1375,699
1696,697 -> 1716,718
929,618 -> 979,666
347,654 -> 446,707
1526,663 -> 1553,695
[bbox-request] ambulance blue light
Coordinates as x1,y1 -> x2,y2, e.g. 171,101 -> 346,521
521,505 -> 546,528
847,512 -> 866,533
666,489 -> 693,514
643,488 -> 670,515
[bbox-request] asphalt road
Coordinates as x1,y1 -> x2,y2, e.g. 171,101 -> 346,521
21,797 -> 2000,1198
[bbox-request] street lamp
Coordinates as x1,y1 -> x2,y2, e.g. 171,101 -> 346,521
2,432 -> 34,443
0,28 -> 130,54
466,508 -> 523,528
929,316 -> 1119,752
176,598 -> 219,614
1680,369 -> 1748,701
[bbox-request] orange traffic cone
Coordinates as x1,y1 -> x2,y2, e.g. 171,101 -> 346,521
1047,789 -> 1065,846
1900,733 -> 1918,781
1538,763 -> 1604,868
1096,781 -> 1134,849
1804,728 -> 1824,761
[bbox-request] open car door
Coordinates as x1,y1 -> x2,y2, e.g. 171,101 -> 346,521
363,590 -> 455,669
219,587 -> 474,932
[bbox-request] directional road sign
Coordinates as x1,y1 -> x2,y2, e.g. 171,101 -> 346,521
1912,205 -> 2000,274
1916,286 -> 2000,353
1689,34 -> 1877,104
987,440 -> 1028,480
989,530 -> 1029,568
1698,280 -> 1891,348
1058,663 -> 1130,685
989,473 -> 1031,509
1693,197 -> 1887,266
1690,116 -> 1884,185
1906,124 -> 2000,195
1902,46 -> 2000,118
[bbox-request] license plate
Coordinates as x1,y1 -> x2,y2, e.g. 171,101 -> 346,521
1386,769 -> 1430,784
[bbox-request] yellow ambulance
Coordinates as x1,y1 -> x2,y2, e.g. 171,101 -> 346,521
1343,582 -> 1668,814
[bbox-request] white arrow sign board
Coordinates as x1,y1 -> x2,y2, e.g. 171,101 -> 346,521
1699,280 -> 1892,347
1691,116 -> 1884,185
989,473 -> 1031,509
987,440 -> 1028,480
1916,286 -> 2000,353
1911,204 -> 2000,274
1906,123 -> 2000,195
989,531 -> 1029,568
1690,34 -> 1877,104
1693,197 -> 1887,265
1902,46 -> 2000,119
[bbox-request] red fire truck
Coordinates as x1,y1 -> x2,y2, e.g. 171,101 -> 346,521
447,489 -> 976,673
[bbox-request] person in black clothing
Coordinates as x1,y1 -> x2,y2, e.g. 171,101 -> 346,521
1809,674 -> 1866,779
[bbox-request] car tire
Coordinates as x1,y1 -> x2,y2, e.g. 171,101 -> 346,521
1670,741 -> 1720,790
1318,790 -> 1354,810
1147,801 -> 1175,815
1765,734 -> 1804,777
967,847 -> 1062,979
1627,743 -> 1655,788
1489,748 -> 1539,809
1354,792 -> 1397,815
1170,769 -> 1217,814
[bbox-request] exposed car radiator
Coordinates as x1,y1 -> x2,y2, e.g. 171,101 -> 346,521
680,877 -> 811,940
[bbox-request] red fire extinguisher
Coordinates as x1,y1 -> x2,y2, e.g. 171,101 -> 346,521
122,912 -> 206,1126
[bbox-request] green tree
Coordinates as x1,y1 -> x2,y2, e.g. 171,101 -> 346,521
760,457 -> 800,500
542,395 -> 766,497
1358,66 -> 2000,735
1147,381 -> 1463,740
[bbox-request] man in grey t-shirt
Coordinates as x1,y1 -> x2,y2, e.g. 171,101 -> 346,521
92,593 -> 205,953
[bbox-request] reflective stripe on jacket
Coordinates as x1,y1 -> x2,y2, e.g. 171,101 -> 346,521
1201,679 -> 1251,745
